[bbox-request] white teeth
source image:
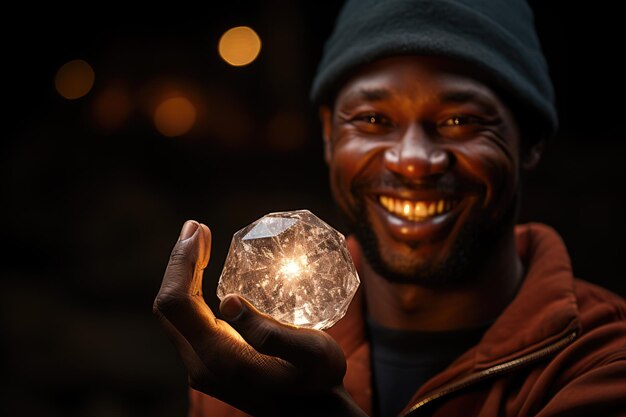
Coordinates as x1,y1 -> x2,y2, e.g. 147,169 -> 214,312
379,196 -> 457,221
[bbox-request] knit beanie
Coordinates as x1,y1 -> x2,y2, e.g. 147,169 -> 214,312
310,0 -> 558,137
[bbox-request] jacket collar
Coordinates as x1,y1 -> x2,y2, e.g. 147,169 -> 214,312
472,223 -> 580,369
328,223 -> 581,410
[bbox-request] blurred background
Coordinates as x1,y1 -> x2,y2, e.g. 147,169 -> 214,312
2,1 -> 624,416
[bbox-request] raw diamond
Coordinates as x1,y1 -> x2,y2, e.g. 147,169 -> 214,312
217,209 -> 360,330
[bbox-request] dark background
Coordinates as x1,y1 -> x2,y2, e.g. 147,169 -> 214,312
2,2 -> 624,416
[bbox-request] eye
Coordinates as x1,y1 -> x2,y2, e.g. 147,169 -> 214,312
350,113 -> 393,133
439,115 -> 481,127
358,113 -> 391,125
436,114 -> 495,140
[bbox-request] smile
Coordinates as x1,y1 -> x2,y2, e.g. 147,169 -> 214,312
378,195 -> 459,222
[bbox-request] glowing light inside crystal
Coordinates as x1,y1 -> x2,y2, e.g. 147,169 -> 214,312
217,210 -> 360,330
280,259 -> 302,278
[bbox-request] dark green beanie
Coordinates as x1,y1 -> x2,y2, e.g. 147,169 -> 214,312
310,0 -> 558,137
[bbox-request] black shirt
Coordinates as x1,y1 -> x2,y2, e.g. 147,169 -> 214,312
366,316 -> 490,417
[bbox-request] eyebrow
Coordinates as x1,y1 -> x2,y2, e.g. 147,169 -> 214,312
344,87 -> 499,113
439,91 -> 481,103
353,88 -> 392,102
438,90 -> 498,113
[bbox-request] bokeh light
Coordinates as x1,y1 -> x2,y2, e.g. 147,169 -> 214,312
55,59 -> 95,99
218,26 -> 262,66
154,96 -> 197,137
91,83 -> 132,131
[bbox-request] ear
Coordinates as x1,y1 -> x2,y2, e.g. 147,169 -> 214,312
319,105 -> 333,165
522,140 -> 544,171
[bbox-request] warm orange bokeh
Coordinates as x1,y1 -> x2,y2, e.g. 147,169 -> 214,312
55,59 -> 95,99
218,26 -> 262,67
154,97 -> 197,137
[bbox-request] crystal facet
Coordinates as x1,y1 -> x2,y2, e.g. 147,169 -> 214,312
217,210 -> 360,330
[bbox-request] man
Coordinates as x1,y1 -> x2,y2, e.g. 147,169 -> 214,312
153,0 -> 626,416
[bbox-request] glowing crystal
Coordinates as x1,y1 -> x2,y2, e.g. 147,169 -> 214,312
217,210 -> 360,330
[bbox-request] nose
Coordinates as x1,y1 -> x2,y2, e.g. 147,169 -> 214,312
383,124 -> 450,179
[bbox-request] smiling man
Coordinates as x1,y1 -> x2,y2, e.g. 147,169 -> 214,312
154,1 -> 626,416
322,56 -> 523,287
318,55 -> 530,336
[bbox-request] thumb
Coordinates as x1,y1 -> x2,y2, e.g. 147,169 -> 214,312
157,220 -> 211,302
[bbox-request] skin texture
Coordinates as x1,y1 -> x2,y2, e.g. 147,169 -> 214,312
320,56 -> 540,330
153,56 -> 544,414
322,56 -> 521,283
153,220 -> 368,417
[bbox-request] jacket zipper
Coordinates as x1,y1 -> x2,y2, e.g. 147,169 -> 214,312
400,330 -> 578,416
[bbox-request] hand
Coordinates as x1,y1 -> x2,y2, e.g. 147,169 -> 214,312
153,220 -> 368,417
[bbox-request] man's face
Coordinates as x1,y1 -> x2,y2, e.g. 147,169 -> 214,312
321,56 -> 524,286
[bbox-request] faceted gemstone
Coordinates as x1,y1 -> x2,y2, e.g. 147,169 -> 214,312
217,210 -> 360,330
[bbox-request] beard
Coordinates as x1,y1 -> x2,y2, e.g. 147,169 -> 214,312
345,185 -> 520,288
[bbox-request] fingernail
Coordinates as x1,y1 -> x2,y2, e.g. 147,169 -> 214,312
179,220 -> 199,241
220,295 -> 244,321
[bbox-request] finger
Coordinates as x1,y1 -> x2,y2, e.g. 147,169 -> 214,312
153,220 -> 218,342
154,224 -> 290,391
160,220 -> 211,298
155,220 -> 210,308
220,295 -> 346,386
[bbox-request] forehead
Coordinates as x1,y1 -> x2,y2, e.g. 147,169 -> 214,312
335,56 -> 505,108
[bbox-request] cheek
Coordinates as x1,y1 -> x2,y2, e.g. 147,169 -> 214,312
453,140 -> 519,208
329,136 -> 386,207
